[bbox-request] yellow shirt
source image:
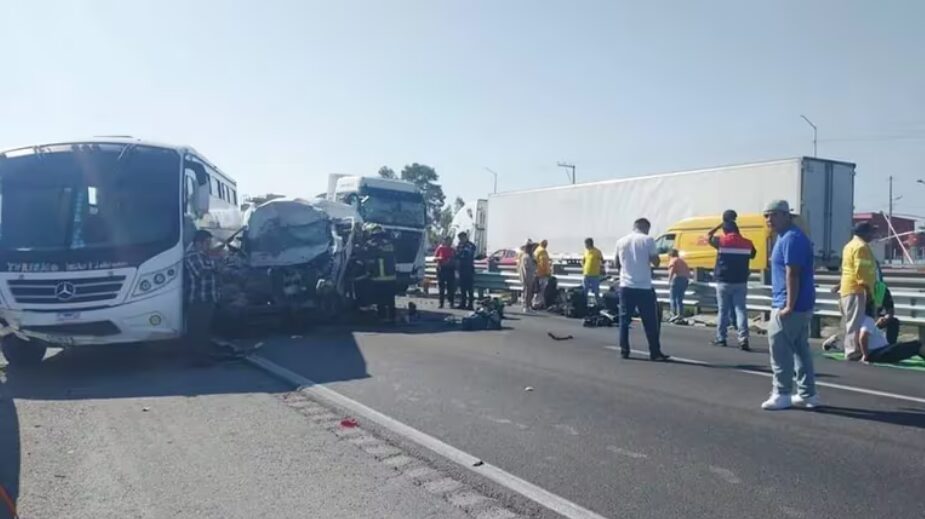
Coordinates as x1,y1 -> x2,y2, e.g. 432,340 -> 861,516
582,247 -> 603,276
840,236 -> 876,296
534,246 -> 552,278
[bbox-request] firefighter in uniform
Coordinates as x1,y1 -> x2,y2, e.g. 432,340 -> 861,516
355,224 -> 398,322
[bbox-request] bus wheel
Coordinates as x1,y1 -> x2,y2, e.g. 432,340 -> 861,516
1,336 -> 47,367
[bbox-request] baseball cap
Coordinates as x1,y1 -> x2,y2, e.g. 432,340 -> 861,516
763,200 -> 792,214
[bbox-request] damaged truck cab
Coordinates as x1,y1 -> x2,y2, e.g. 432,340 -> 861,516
328,175 -> 427,293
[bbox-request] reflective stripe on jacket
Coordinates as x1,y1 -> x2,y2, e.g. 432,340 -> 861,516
710,233 -> 756,284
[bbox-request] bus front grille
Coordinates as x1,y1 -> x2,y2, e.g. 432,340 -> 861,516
7,275 -> 127,305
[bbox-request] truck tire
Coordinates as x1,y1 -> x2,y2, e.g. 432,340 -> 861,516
1,336 -> 47,367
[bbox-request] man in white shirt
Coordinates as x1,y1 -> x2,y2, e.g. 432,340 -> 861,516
614,218 -> 670,361
857,315 -> 925,364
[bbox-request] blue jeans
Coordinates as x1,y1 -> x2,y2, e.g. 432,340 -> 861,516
716,282 -> 748,342
669,278 -> 688,317
768,309 -> 816,397
583,276 -> 601,299
618,287 -> 663,357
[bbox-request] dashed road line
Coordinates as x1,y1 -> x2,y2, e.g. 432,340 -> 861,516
601,346 -> 925,405
248,354 -> 608,519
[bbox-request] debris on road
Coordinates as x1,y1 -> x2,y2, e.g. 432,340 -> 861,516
524,386 -> 535,392
142,406 -> 151,412
547,332 -> 573,341
340,418 -> 359,428
472,460 -> 484,467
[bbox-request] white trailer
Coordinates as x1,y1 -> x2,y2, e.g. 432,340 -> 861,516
486,157 -> 855,267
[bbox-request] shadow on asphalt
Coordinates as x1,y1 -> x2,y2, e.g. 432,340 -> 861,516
815,405 -> 925,430
253,308 -> 487,385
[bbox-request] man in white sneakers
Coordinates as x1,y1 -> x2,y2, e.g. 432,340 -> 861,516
761,200 -> 819,410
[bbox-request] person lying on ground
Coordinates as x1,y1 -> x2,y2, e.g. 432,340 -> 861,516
855,314 -> 925,364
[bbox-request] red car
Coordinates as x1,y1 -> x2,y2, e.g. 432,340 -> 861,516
489,248 -> 519,266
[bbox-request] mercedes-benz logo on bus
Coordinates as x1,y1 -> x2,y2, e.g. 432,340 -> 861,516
55,282 -> 76,301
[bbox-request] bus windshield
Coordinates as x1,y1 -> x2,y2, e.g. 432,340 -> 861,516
0,144 -> 181,252
359,188 -> 426,228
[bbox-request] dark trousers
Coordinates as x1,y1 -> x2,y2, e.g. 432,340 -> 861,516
185,301 -> 216,361
868,340 -> 922,364
618,287 -> 663,357
437,266 -> 456,307
457,269 -> 475,309
372,280 -> 397,321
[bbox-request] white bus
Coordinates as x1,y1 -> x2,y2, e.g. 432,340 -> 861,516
0,138 -> 243,366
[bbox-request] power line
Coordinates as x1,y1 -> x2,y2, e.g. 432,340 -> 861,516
820,134 -> 925,143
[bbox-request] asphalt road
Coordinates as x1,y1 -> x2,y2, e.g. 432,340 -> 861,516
0,342 -> 475,519
252,299 -> 925,519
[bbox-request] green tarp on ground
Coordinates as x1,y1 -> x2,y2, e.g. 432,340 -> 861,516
821,351 -> 925,372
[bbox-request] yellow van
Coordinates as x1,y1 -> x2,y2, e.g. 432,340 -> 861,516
654,213 -> 808,270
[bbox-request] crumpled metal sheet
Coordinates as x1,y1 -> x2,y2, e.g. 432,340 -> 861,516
244,198 -> 333,268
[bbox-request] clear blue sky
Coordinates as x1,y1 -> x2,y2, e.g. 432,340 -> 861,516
2,1 -> 923,218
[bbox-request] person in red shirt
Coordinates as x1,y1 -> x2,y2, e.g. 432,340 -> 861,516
433,236 -> 457,308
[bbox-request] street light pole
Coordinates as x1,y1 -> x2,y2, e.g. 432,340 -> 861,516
889,175 -> 893,225
483,167 -> 499,194
800,114 -> 817,158
557,162 -> 576,184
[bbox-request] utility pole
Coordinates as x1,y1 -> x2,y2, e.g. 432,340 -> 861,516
889,176 -> 893,223
800,114 -> 817,158
483,167 -> 499,194
557,162 -> 576,184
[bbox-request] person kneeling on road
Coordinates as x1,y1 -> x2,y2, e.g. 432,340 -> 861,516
856,315 -> 925,364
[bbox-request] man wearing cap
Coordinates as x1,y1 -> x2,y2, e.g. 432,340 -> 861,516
839,222 -> 878,361
762,200 -> 818,410
707,210 -> 757,350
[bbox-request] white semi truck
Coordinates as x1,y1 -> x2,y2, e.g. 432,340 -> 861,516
485,157 -> 856,268
327,175 -> 428,291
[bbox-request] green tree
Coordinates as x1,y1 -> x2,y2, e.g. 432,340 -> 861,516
428,197 -> 466,245
399,163 -> 446,227
377,166 -> 396,179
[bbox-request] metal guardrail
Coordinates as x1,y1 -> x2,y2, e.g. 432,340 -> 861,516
425,260 -> 925,337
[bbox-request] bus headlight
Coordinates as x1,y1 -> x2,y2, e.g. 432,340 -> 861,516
133,262 -> 181,298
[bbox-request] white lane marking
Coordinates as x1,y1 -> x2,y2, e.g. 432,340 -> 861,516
737,370 -> 925,405
606,446 -> 648,459
603,346 -> 709,365
247,355 -> 610,519
707,465 -> 741,484
603,346 -> 925,405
